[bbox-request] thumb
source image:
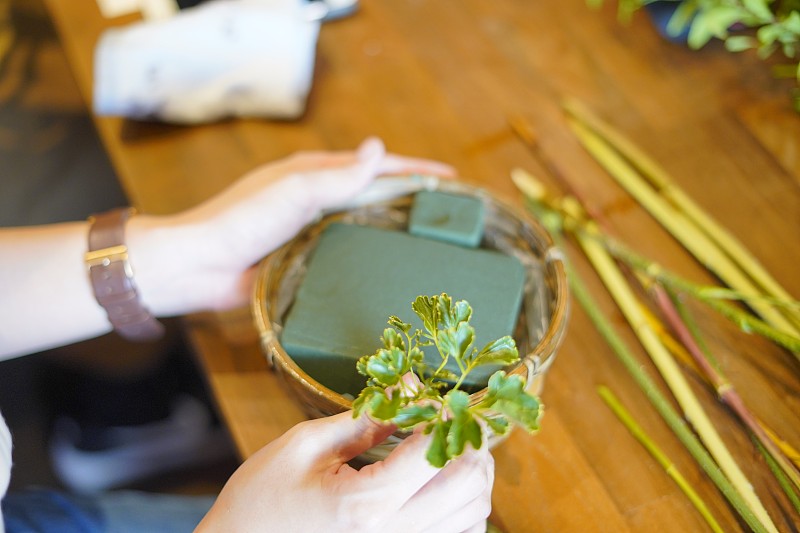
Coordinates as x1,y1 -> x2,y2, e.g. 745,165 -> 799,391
309,411 -> 396,465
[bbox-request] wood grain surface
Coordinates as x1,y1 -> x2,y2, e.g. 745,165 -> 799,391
45,0 -> 800,530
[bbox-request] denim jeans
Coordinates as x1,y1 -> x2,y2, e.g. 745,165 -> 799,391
2,488 -> 215,533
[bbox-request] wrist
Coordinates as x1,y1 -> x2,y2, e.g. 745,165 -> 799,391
125,211 -> 243,316
86,208 -> 164,341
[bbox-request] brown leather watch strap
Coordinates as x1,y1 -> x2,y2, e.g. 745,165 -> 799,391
85,208 -> 165,341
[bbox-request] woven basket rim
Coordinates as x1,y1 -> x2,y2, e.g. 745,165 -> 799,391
252,177 -> 570,415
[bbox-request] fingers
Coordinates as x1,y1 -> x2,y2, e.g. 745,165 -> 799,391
403,447 -> 494,532
301,137 -> 387,209
375,152 -> 456,178
328,412 -> 398,464
346,428 -> 445,508
290,136 -> 456,179
290,412 -> 396,467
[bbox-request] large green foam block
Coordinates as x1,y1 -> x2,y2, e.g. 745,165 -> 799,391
408,190 -> 485,248
280,223 -> 526,396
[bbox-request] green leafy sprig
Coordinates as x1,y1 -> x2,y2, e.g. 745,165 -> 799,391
590,0 -> 800,111
352,293 -> 542,468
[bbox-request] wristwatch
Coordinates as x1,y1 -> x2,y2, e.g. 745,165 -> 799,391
85,208 -> 165,341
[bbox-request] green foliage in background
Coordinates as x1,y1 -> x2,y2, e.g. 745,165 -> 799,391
590,0 -> 800,110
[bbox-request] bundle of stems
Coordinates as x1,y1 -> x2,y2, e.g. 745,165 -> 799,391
508,165 -> 800,354
509,117 -> 800,484
507,112 -> 800,355
561,98 -> 800,342
535,210 -> 771,531
512,170 -> 791,531
576,216 -> 777,531
514,167 -> 800,522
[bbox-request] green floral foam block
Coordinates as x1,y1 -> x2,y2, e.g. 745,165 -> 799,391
280,223 -> 526,396
408,190 -> 485,248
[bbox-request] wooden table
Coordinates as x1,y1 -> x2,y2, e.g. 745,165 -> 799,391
45,1 -> 800,530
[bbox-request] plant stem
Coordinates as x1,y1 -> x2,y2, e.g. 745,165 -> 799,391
756,439 -> 800,516
598,385 -> 725,533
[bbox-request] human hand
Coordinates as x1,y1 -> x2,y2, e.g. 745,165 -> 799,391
195,411 -> 494,533
126,137 -> 454,315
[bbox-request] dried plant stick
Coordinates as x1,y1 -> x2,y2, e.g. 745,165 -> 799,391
598,385 -> 725,533
563,114 -> 800,340
561,97 -> 800,332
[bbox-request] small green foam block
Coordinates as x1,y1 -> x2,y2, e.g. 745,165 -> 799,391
280,223 -> 526,396
408,190 -> 485,248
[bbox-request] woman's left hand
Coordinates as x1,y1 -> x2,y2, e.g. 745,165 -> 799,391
127,137 -> 454,315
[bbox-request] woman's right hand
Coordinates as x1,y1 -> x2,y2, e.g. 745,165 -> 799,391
195,411 -> 494,533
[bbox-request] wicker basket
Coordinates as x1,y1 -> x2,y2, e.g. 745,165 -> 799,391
252,177 -> 569,459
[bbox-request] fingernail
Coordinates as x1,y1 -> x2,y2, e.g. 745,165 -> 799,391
357,136 -> 384,163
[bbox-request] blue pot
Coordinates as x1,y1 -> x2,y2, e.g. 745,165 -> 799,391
644,1 -> 692,44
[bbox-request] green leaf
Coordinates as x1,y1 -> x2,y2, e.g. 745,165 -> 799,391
367,388 -> 403,421
392,404 -> 439,428
381,327 -> 405,350
784,11 -> 800,34
436,293 -> 455,328
387,315 -> 411,334
482,372 -> 542,433
412,295 -> 438,334
445,390 -> 483,458
426,420 -> 451,468
725,35 -> 758,52
688,7 -> 744,49
742,0 -> 775,22
408,346 -> 425,367
666,1 -> 699,37
437,321 -> 475,361
352,386 -> 384,417
363,347 -> 407,386
437,294 -> 472,329
483,414 -> 511,436
758,22 -> 783,46
472,335 -> 520,366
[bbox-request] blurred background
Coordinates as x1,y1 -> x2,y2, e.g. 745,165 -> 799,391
0,0 -> 237,497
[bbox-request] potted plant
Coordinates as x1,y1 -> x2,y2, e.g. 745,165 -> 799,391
591,0 -> 800,111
